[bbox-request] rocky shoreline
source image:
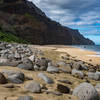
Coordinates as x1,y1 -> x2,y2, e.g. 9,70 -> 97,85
0,42 -> 100,100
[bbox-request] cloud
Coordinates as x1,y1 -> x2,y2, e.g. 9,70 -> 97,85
29,0 -> 100,36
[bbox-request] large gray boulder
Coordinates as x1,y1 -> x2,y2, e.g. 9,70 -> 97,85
38,73 -> 54,84
36,57 -> 48,67
72,62 -> 88,70
17,58 -> 34,70
0,58 -> 19,66
25,81 -> 41,93
18,96 -> 33,100
47,66 -> 60,73
8,73 -> 25,84
59,64 -> 72,73
73,82 -> 100,100
2,69 -> 22,76
35,57 -> 49,71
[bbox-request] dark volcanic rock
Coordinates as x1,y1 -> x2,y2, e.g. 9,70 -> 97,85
0,0 -> 95,45
0,72 -> 7,84
57,84 -> 70,94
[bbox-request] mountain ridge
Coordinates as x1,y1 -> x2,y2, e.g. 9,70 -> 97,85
0,0 -> 95,45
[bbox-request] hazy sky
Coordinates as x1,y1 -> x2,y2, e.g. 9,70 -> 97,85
29,0 -> 100,44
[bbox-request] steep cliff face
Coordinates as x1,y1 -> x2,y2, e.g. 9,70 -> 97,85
0,0 -> 95,45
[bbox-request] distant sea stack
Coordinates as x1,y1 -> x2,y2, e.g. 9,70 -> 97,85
0,0 -> 95,45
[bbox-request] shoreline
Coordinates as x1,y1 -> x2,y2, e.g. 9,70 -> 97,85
29,45 -> 100,65
73,46 -> 100,57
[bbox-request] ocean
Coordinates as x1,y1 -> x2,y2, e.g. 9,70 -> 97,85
73,45 -> 100,57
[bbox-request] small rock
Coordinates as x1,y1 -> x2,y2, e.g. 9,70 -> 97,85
38,73 -> 54,84
57,84 -> 70,93
59,64 -> 72,73
29,55 -> 35,62
35,57 -> 48,71
57,61 -> 67,67
0,58 -> 18,66
14,51 -> 21,59
58,79 -> 72,84
19,58 -> 34,70
0,72 -> 7,84
45,91 -> 63,96
72,62 -> 88,70
0,58 -> 9,64
88,72 -> 100,81
34,64 -> 40,71
25,81 -> 41,93
72,69 -> 84,79
73,82 -> 100,100
47,66 -> 60,73
18,96 -> 33,100
39,66 -> 47,71
17,63 -> 34,70
3,84 -> 14,88
25,76 -> 33,80
95,84 -> 100,92
89,68 -> 96,72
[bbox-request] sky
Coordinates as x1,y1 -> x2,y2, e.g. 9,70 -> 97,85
29,0 -> 100,44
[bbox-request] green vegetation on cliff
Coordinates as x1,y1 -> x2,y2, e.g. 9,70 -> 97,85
0,30 -> 29,43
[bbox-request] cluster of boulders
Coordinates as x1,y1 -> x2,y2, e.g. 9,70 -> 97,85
0,42 -> 100,100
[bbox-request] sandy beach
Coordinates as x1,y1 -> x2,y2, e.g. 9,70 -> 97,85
0,44 -> 100,100
30,45 -> 100,65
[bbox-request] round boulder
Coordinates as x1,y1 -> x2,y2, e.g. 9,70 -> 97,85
57,84 -> 70,94
25,81 -> 41,93
47,66 -> 60,73
18,58 -> 34,70
8,73 -> 25,84
73,82 -> 100,100
38,73 -> 54,84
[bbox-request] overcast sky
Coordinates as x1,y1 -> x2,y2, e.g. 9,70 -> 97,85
29,0 -> 100,44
